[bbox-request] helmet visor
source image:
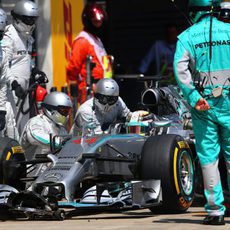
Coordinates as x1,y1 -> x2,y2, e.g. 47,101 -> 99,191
18,15 -> 37,25
57,106 -> 72,117
22,15 -> 37,25
95,94 -> 118,105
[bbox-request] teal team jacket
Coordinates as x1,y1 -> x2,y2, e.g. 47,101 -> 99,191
174,16 -> 230,107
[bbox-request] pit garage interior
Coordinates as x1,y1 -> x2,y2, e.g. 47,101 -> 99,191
0,0 -> 188,110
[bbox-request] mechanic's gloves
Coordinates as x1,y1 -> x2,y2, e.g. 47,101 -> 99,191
11,80 -> 26,99
31,68 -> 49,84
0,110 -> 6,131
129,110 -> 149,122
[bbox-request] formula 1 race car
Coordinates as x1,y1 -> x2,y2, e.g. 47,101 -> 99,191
0,84 -> 197,220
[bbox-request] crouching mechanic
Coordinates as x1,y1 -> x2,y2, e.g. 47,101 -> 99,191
71,78 -> 148,135
20,92 -> 73,178
174,0 -> 230,225
71,78 -> 147,204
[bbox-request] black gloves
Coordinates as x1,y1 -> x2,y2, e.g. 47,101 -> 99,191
11,80 -> 26,99
31,68 -> 49,84
0,110 -> 6,131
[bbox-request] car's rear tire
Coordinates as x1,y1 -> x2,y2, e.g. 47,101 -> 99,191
0,137 -> 26,190
141,134 -> 195,213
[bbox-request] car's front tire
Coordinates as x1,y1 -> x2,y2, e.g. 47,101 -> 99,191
141,134 -> 195,213
0,137 -> 26,190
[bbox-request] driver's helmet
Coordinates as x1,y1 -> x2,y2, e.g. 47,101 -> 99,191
127,121 -> 149,136
220,2 -> 230,21
82,2 -> 107,37
188,0 -> 221,23
94,78 -> 119,113
11,0 -> 39,35
0,9 -> 7,40
41,92 -> 72,126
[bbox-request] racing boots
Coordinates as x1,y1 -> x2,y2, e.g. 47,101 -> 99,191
203,215 -> 225,225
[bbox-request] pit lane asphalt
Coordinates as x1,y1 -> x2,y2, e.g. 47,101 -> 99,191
0,207 -> 230,230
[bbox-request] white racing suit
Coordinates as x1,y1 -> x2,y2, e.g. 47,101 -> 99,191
2,24 -> 34,135
0,40 -> 19,140
20,114 -> 68,180
71,97 -> 131,135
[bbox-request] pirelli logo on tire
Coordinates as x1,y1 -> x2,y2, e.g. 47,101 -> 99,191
11,146 -> 25,154
177,141 -> 189,149
179,196 -> 192,208
6,146 -> 24,161
173,142 -> 194,210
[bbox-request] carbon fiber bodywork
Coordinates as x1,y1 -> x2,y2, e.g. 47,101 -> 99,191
1,85 -> 199,219
34,134 -> 147,202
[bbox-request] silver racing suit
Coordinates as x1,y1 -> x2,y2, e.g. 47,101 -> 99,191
20,114 -> 68,178
2,24 -> 34,135
0,40 -> 19,140
71,97 -> 131,134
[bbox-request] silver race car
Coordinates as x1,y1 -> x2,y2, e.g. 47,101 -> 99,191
0,84 -> 195,220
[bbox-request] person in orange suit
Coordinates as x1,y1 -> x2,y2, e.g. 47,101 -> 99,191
67,2 -> 111,104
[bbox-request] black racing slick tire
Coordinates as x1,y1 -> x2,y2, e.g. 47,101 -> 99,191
141,134 -> 195,213
0,137 -> 26,190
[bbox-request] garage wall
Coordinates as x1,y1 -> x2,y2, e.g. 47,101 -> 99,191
36,0 -> 53,90
106,0 -> 189,74
104,0 -> 189,110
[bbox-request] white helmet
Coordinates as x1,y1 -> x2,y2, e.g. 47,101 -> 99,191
11,0 -> 39,35
220,2 -> 230,21
42,92 -> 73,126
94,78 -> 119,113
0,8 -> 7,40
